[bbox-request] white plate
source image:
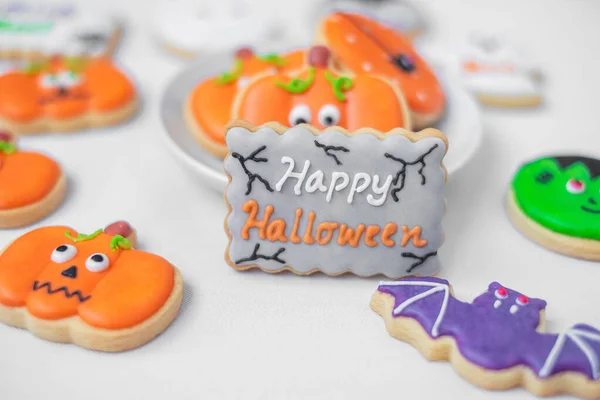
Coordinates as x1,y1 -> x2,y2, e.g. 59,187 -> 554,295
160,53 -> 483,191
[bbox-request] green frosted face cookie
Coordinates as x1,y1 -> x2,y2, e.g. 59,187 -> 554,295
512,156 -> 600,241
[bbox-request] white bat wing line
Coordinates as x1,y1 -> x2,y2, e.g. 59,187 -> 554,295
539,328 -> 600,379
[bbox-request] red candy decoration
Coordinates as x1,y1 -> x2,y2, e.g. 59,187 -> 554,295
495,287 -> 508,298
517,295 -> 529,305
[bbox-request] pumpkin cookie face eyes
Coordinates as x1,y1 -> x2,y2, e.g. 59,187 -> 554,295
85,253 -> 109,272
288,104 -> 312,126
39,71 -> 82,89
51,244 -> 78,263
318,104 -> 340,126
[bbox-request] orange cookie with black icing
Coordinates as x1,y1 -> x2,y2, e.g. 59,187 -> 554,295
0,221 -> 183,352
0,130 -> 66,228
318,12 -> 445,128
0,56 -> 138,135
232,46 -> 411,132
185,48 -> 305,158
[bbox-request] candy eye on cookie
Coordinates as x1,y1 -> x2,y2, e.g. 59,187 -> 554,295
288,104 -> 312,126
51,244 -> 78,263
510,295 -> 529,314
566,178 -> 586,194
318,104 -> 340,126
85,253 -> 110,272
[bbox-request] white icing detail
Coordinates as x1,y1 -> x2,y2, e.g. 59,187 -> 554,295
516,297 -> 528,306
345,34 -> 356,43
288,104 -> 311,126
362,62 -> 372,72
85,253 -> 109,272
347,173 -> 371,204
318,104 -> 340,127
566,179 -> 585,194
493,299 -> 502,309
326,172 -> 350,203
305,170 -> 327,193
367,175 -> 393,206
276,157 -> 310,195
494,288 -> 508,299
379,280 -> 450,337
509,304 -> 518,314
39,73 -> 60,89
237,76 -> 250,89
539,328 -> 600,379
50,244 -> 77,263
56,71 -> 81,87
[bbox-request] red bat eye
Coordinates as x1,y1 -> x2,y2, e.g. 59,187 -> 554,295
566,179 -> 585,194
516,295 -> 529,306
495,287 -> 508,299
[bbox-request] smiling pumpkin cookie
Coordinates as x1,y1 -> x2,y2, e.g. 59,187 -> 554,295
0,56 -> 137,134
0,221 -> 183,351
507,156 -> 600,260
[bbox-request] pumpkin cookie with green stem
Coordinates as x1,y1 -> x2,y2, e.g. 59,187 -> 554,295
0,130 -> 66,229
0,221 -> 183,352
507,156 -> 600,260
231,45 -> 411,132
185,48 -> 305,158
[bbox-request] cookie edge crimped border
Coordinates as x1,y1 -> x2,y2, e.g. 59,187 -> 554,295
222,120 -> 448,277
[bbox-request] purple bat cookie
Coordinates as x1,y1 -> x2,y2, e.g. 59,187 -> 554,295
377,277 -> 600,380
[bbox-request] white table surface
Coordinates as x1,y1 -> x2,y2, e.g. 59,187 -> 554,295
2,1 -> 600,399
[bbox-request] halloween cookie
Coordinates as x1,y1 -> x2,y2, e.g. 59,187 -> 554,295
0,56 -> 137,134
461,32 -> 541,107
185,48 -> 305,157
232,46 -> 411,134
155,0 -> 279,58
0,2 -> 120,60
0,130 -> 66,228
0,221 -> 183,352
372,277 -> 600,398
317,12 -> 445,129
224,121 -> 447,277
507,156 -> 600,260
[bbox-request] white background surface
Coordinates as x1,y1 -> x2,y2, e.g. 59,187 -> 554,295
1,1 -> 600,399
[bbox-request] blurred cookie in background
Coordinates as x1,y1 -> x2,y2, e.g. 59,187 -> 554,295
154,0 -> 285,59
460,31 -> 542,107
0,1 -> 121,60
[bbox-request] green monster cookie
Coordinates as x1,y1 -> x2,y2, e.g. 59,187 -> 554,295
508,156 -> 600,260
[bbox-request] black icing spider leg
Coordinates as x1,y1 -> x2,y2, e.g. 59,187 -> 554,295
235,244 -> 286,265
231,145 -> 274,195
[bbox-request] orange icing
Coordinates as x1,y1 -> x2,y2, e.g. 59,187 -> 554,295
316,222 -> 339,245
401,225 -> 427,248
0,227 -> 174,330
190,50 -> 305,144
0,57 -> 135,122
321,12 -> 445,115
381,223 -> 397,247
365,225 -> 381,247
0,150 -> 61,210
233,65 -> 409,131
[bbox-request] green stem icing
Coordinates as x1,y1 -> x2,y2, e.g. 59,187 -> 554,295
325,71 -> 354,101
214,58 -> 243,85
275,67 -> 316,94
110,235 -> 131,251
23,61 -> 48,75
66,57 -> 87,74
0,20 -> 53,33
65,229 -> 102,243
0,141 -> 16,154
257,53 -> 286,67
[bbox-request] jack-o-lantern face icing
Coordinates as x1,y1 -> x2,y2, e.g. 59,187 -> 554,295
0,222 -> 183,351
232,46 -> 411,132
0,56 -> 137,134
0,130 -> 66,229
319,12 -> 445,126
187,48 -> 305,156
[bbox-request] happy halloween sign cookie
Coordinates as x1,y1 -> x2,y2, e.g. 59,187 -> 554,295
224,122 -> 448,277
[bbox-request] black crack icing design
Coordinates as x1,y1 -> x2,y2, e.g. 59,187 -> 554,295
384,144 -> 439,202
402,251 -> 438,273
314,140 -> 350,165
32,280 -> 91,303
231,145 -> 274,195
235,243 -> 286,265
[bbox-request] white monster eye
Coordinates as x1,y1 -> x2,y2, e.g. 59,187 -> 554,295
288,104 -> 311,126
51,244 -> 77,263
56,71 -> 81,87
85,253 -> 109,272
318,104 -> 340,127
39,73 -> 60,88
494,287 -> 508,299
566,179 -> 585,194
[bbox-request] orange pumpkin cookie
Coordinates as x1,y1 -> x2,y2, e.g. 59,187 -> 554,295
0,56 -> 138,135
185,48 -> 305,158
232,45 -> 411,132
0,130 -> 66,228
0,221 -> 183,352
318,12 -> 445,128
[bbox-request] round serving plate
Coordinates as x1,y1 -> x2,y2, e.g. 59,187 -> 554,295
160,51 -> 483,192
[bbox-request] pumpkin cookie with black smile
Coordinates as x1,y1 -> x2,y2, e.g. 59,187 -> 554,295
0,221 -> 183,351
